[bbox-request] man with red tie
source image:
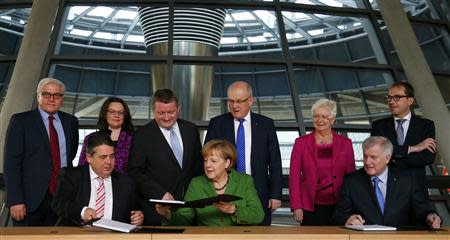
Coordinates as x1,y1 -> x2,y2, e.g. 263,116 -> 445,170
52,132 -> 143,226
4,78 -> 78,226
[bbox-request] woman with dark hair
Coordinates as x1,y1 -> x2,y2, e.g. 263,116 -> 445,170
78,97 -> 134,173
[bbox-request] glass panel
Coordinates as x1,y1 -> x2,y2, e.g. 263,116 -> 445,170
411,23 -> 450,72
50,63 -> 152,120
436,0 -> 450,21
370,0 -> 442,20
59,5 -> 149,54
434,74 -> 450,106
295,67 -> 393,122
0,63 -> 15,105
363,86 -> 389,117
219,9 -> 283,58
278,131 -> 300,175
347,131 -> 370,169
210,65 -> 296,120
282,12 -> 387,64
280,0 -> 366,8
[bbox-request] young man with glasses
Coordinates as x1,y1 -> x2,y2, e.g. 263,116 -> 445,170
371,82 -> 436,187
205,81 -> 283,226
4,78 -> 79,226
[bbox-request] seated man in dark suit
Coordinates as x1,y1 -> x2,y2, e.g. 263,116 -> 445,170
333,136 -> 441,228
52,132 -> 144,226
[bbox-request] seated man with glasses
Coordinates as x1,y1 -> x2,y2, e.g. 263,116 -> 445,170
204,81 -> 283,226
371,82 -> 436,188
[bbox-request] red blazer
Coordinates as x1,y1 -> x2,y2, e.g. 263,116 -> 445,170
289,131 -> 355,212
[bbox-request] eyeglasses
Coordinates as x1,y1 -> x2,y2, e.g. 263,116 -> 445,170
228,96 -> 251,105
385,95 -> 409,102
313,114 -> 332,121
40,92 -> 64,100
107,110 -> 125,116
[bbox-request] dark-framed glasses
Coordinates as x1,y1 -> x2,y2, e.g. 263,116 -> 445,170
107,110 -> 125,116
385,95 -> 409,102
228,96 -> 251,105
41,92 -> 64,100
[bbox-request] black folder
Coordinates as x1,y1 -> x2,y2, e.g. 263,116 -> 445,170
150,194 -> 242,208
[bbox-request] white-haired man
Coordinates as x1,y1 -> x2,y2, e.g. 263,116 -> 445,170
333,136 -> 440,229
4,78 -> 79,226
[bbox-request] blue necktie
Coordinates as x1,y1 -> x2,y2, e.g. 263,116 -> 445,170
373,177 -> 385,214
169,128 -> 183,167
236,119 -> 246,173
396,119 -> 406,146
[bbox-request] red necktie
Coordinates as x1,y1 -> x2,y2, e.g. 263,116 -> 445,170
95,177 -> 105,218
48,114 -> 61,195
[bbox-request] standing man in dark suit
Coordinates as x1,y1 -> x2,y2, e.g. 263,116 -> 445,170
333,136 -> 441,228
205,81 -> 282,225
4,78 -> 79,226
128,89 -> 203,225
371,82 -> 436,183
52,132 -> 144,226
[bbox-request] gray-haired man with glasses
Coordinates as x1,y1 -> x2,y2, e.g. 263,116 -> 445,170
371,82 -> 436,188
205,81 -> 283,226
4,78 -> 79,226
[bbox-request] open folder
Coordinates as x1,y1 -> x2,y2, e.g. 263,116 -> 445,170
150,194 -> 242,208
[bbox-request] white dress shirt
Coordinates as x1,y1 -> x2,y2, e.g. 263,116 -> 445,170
80,166 -> 113,220
234,112 -> 252,175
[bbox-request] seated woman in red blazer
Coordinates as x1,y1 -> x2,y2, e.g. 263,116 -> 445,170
289,98 -> 356,225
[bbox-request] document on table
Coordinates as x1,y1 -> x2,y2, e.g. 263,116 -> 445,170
93,218 -> 138,233
345,224 -> 397,231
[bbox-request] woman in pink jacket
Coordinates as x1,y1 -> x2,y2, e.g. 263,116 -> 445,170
289,98 -> 355,225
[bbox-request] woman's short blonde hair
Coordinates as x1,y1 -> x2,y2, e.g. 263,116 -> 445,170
202,139 -> 236,171
311,98 -> 337,118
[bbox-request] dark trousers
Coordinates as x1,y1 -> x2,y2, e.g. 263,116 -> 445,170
12,192 -> 58,226
302,204 -> 335,226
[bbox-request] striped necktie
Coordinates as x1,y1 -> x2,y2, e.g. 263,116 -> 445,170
95,177 -> 105,218
48,114 -> 60,195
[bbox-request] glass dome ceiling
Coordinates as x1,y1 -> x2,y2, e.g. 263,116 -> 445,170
0,0 -> 432,52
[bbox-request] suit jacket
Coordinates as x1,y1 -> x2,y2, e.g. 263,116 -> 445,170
4,108 -> 79,211
332,168 -> 437,227
167,170 -> 264,226
128,119 -> 203,225
371,115 -> 436,177
51,166 -> 138,225
204,112 -> 282,224
289,131 -> 355,212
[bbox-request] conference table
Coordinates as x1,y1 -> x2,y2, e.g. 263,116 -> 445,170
1,226 -> 449,240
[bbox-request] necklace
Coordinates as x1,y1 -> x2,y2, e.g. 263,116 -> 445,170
214,174 -> 229,191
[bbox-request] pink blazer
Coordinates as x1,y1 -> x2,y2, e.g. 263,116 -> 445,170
289,131 -> 355,212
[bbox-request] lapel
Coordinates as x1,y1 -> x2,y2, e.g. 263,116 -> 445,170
386,116 -> 397,144
307,132 -> 319,168
250,112 -> 257,169
225,113 -> 236,145
111,172 -> 120,220
33,109 -> 51,151
81,167 -> 92,206
331,131 -> 339,170
403,115 -> 416,146
384,168 -> 398,218
151,120 -> 181,170
363,171 -> 383,216
59,112 -> 73,167
178,120 -> 189,169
